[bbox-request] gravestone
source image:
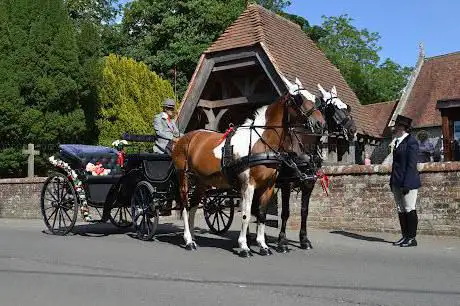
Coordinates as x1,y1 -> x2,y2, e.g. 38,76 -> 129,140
22,143 -> 40,178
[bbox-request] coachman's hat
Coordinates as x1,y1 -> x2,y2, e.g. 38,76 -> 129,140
394,115 -> 412,128
163,98 -> 176,108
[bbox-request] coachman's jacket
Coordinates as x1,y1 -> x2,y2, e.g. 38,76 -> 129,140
153,112 -> 181,153
390,134 -> 422,190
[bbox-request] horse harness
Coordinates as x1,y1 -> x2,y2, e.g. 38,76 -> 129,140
220,93 -> 323,186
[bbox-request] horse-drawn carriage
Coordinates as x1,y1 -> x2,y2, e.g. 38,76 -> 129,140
40,138 -> 239,239
41,77 -> 356,257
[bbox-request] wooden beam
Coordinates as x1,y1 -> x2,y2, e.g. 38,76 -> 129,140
436,98 -> 460,109
198,94 -> 275,109
176,58 -> 215,132
199,97 -> 248,109
441,110 -> 453,161
211,50 -> 257,64
212,60 -> 257,72
256,46 -> 285,96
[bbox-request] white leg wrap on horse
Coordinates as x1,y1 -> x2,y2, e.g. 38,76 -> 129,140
238,180 -> 254,251
189,205 -> 198,240
256,223 -> 269,249
182,208 -> 193,245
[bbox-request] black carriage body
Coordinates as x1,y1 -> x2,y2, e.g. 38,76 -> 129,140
126,153 -> 179,203
56,144 -> 125,207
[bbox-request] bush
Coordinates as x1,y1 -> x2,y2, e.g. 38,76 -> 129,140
96,54 -> 175,146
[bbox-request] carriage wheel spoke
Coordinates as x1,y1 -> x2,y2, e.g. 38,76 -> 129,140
140,188 -> 146,208
57,207 -> 62,230
46,187 -> 58,203
51,208 -> 59,229
124,208 -> 132,221
44,196 -> 55,204
94,207 -> 103,218
119,208 -> 124,223
211,212 -> 218,228
218,210 -> 227,226
139,216 -> 145,236
215,211 -> 221,231
47,207 -> 58,224
113,207 -> 121,221
58,181 -> 65,203
59,208 -> 67,229
220,209 -> 230,219
146,217 -> 151,237
62,207 -> 73,224
61,188 -> 71,202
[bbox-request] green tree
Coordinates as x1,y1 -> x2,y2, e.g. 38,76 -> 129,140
249,0 -> 291,12
96,54 -> 175,145
278,11 -> 327,42
120,0 -> 297,99
65,1 -> 123,138
367,59 -> 412,103
317,15 -> 412,104
0,0 -> 87,177
65,0 -> 121,25
121,0 -> 243,98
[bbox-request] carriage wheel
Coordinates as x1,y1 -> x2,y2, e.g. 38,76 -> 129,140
131,181 -> 159,241
40,172 -> 79,235
203,194 -> 235,234
109,205 -> 133,228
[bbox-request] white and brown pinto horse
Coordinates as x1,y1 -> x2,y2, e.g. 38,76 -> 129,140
277,83 -> 357,252
172,76 -> 325,257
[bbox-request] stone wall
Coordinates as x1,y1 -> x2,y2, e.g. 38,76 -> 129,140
284,162 -> 460,236
0,177 -> 45,219
1,162 -> 460,236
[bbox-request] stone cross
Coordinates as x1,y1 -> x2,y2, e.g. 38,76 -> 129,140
22,143 -> 40,178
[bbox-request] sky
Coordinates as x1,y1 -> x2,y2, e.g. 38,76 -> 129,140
118,0 -> 460,67
285,0 -> 460,67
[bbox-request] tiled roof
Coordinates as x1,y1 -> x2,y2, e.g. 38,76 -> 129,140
361,100 -> 398,137
204,4 -> 380,137
402,52 -> 460,128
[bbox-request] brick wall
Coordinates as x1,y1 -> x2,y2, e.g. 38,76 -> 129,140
284,162 -> 460,236
0,177 -> 45,219
1,162 -> 460,236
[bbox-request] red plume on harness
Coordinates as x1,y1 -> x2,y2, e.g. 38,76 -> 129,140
216,125 -> 235,146
116,151 -> 125,168
316,169 -> 330,196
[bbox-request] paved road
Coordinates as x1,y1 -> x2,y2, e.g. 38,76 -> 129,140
0,218 -> 459,306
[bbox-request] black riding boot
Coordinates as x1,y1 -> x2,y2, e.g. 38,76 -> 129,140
401,210 -> 418,247
393,213 -> 407,246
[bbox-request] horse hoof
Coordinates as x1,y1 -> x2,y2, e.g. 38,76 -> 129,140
300,241 -> 313,250
185,242 -> 197,251
260,248 -> 272,256
276,245 -> 289,253
239,249 -> 253,258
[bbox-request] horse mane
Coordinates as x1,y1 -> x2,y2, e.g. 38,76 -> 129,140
241,105 -> 269,127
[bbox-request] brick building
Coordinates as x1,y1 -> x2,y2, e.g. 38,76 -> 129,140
176,5 -> 460,164
378,47 -> 460,163
176,4 -> 386,165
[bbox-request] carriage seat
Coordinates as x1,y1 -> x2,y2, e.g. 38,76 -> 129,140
126,153 -> 174,183
59,144 -> 122,175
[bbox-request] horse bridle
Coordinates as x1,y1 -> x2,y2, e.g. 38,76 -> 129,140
283,89 -> 328,136
285,90 -> 323,120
